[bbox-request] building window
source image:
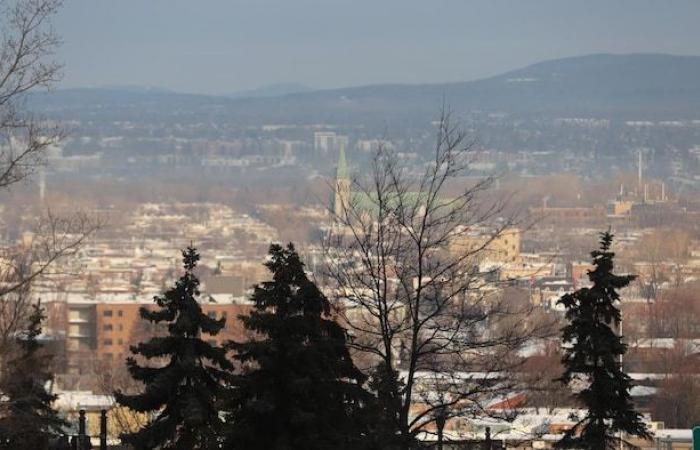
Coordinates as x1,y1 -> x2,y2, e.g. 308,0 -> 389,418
118,324 -> 124,331
103,324 -> 113,331
118,339 -> 123,345
117,310 -> 123,317
103,339 -> 113,346
103,310 -> 113,317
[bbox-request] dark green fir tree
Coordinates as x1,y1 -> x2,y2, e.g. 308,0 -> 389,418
116,246 -> 233,450
556,231 -> 651,449
0,303 -> 67,449
224,243 -> 372,450
365,362 -> 409,450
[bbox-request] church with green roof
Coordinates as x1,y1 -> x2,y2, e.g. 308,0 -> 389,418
332,143 -> 449,219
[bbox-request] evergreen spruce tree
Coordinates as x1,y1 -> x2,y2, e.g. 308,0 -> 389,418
365,362 -> 410,450
115,246 -> 233,450
0,303 -> 67,449
224,243 -> 372,450
556,231 -> 651,449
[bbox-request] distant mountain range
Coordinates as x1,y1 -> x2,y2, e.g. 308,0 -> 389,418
31,54 -> 700,124
224,83 -> 315,99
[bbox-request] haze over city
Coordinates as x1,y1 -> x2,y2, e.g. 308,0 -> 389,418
1,1 -> 700,449
55,0 -> 700,94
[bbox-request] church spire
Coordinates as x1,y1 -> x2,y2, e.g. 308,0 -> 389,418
334,142 -> 350,218
336,141 -> 349,181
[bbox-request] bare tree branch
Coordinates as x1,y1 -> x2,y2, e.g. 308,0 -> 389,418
0,0 -> 63,189
323,107 -> 556,445
0,210 -> 101,357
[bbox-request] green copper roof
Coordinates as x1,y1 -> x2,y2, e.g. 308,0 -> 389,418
349,191 -> 454,215
333,146 -> 455,217
336,142 -> 349,181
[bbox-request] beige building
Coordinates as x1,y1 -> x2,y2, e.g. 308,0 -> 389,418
608,199 -> 635,216
449,228 -> 521,265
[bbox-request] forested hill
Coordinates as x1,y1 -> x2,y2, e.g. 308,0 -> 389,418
31,54 -> 700,125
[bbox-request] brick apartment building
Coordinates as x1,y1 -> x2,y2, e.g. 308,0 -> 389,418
45,294 -> 252,376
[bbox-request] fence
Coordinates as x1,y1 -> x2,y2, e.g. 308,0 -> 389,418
51,409 -> 110,450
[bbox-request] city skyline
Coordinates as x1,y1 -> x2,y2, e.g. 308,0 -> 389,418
2,1 -> 700,447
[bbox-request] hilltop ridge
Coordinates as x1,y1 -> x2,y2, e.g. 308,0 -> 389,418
31,54 -> 700,124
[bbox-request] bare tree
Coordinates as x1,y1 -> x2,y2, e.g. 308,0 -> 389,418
650,355 -> 700,429
0,211 -> 99,357
324,109 -> 554,447
0,0 -> 64,189
518,339 -> 573,411
624,229 -> 691,302
92,357 -> 151,440
0,1 -> 103,364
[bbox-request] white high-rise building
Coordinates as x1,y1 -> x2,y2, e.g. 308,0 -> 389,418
314,132 -> 335,152
314,131 -> 348,154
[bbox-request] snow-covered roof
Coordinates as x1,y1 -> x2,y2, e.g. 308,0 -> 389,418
54,390 -> 112,411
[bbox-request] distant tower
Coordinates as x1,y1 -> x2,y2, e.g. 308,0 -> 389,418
333,142 -> 350,217
637,149 -> 643,189
38,167 -> 46,203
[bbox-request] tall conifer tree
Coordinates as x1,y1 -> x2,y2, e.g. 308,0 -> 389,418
0,303 -> 67,449
224,243 -> 371,450
116,246 -> 233,450
557,231 -> 650,449
365,362 -> 408,450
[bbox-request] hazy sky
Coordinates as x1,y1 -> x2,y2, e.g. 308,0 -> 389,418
54,0 -> 700,95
